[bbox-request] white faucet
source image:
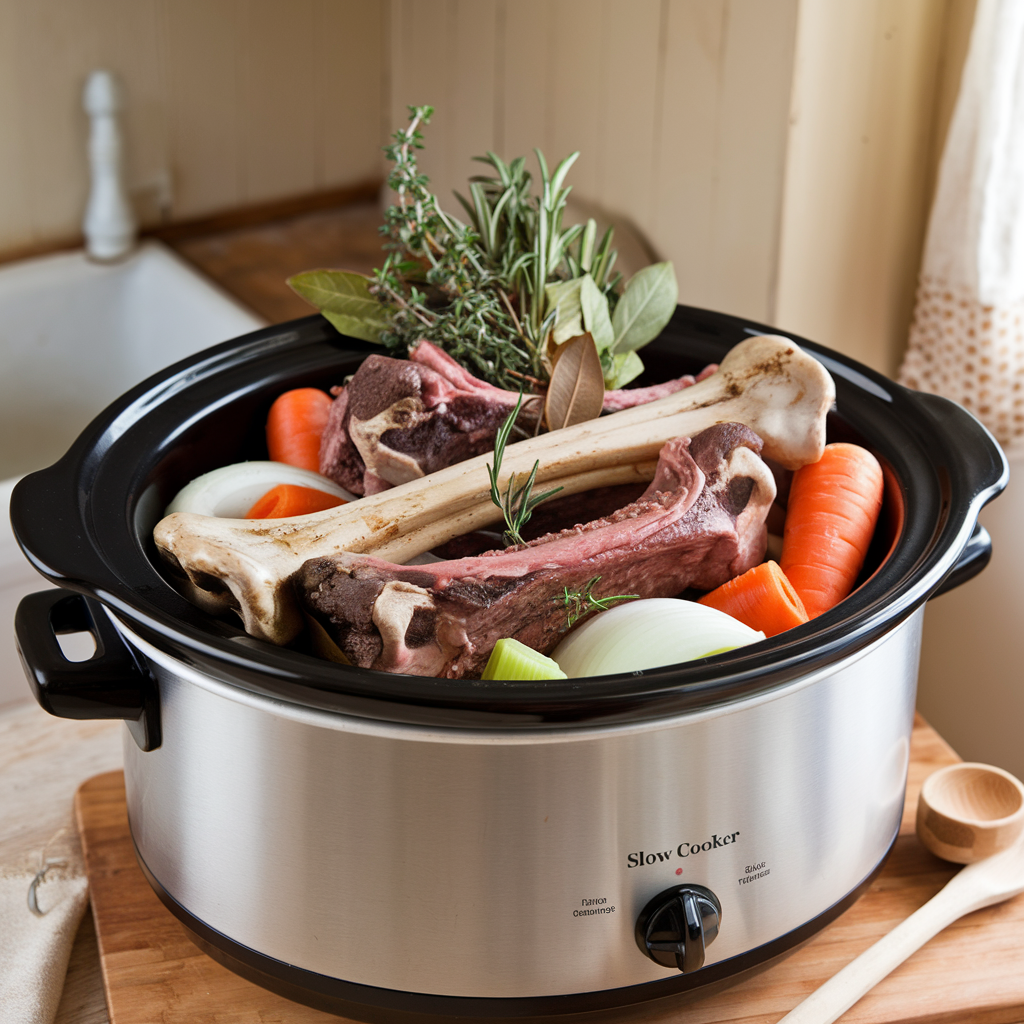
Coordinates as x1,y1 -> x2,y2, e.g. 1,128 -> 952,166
82,70 -> 136,262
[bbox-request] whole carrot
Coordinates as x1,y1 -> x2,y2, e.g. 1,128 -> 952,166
246,484 -> 346,519
266,388 -> 333,472
698,560 -> 808,637
780,443 -> 884,618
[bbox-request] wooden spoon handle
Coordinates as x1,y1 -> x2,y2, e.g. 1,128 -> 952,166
776,881 -> 966,1024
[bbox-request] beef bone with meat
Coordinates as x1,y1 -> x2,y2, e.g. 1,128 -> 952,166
299,422 -> 775,678
320,341 -> 540,495
319,339 -> 717,495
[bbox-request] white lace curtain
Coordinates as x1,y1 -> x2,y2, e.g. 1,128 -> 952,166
899,0 -> 1024,453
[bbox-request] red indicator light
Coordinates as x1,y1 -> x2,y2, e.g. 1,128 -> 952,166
675,868 -> 683,875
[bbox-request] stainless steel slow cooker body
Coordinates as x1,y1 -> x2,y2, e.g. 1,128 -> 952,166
12,307 -> 1006,1021
116,611 -> 919,1005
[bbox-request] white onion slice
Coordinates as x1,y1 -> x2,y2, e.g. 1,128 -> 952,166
551,598 -> 764,678
165,462 -> 355,518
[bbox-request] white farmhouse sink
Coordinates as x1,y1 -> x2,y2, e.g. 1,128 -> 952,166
1,240 -> 266,706
0,240 -> 265,478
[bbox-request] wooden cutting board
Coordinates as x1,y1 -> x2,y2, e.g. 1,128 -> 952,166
75,715 -> 1024,1024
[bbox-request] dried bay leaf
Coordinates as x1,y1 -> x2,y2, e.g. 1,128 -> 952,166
545,332 -> 605,431
611,261 -> 678,353
288,269 -> 390,344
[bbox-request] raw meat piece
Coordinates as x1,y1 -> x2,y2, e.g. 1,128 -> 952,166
299,422 -> 775,678
602,364 -> 718,412
319,341 -> 538,495
318,339 -> 718,495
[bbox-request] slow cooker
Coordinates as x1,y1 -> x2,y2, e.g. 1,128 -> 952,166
12,306 -> 1007,1021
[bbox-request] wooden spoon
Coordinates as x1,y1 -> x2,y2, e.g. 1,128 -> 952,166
916,761 -> 1024,863
777,764 -> 1024,1024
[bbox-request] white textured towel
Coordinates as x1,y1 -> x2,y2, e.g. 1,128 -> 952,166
0,702 -> 121,1024
900,0 -> 1024,451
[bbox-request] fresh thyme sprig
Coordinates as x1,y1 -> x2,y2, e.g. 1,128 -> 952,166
371,106 -> 537,389
486,392 -> 562,545
561,576 -> 639,628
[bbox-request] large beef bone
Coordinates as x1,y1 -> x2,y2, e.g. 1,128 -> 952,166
154,335 -> 834,644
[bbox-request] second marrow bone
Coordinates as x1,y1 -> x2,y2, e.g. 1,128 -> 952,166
154,335 -> 834,644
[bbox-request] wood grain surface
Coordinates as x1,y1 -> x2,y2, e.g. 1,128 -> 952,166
74,715 -> 1024,1024
172,200 -> 386,325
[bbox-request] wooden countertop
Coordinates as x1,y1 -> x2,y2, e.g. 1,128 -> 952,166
169,200 -> 385,325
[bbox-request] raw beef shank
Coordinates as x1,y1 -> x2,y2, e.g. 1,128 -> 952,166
299,422 -> 775,678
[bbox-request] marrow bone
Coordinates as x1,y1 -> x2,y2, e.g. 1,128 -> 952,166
153,335 -> 834,644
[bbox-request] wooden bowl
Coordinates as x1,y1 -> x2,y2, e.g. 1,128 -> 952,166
916,762 -> 1024,864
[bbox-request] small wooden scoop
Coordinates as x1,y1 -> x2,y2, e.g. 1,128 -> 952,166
778,763 -> 1024,1024
916,761 -> 1024,863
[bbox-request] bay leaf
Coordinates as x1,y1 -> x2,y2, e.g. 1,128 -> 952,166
545,332 -> 606,431
545,278 -> 584,345
580,273 -> 615,352
606,349 -> 645,389
611,261 -> 678,353
287,269 -> 390,344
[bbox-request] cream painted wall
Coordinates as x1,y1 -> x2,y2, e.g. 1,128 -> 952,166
389,0 -> 800,331
0,0 -> 384,260
386,0 -> 974,376
774,0 -> 972,376
0,0 -> 971,380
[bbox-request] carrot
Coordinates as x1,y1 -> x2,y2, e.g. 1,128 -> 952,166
698,560 -> 808,637
266,388 -> 333,472
779,442 -> 884,618
246,484 -> 346,519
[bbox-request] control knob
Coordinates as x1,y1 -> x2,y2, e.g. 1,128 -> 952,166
635,883 -> 722,973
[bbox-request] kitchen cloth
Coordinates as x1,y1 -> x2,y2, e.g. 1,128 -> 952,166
0,701 -> 121,1024
899,0 -> 1024,453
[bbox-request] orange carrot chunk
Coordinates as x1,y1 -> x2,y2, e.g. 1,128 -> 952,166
246,484 -> 345,519
266,388 -> 333,472
698,560 -> 808,637
779,442 -> 884,618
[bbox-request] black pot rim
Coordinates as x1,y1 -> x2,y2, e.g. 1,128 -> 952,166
10,306 -> 1008,730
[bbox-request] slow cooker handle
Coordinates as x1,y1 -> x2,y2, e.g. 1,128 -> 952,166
905,388 -> 1008,505
15,589 -> 160,751
896,389 -> 1006,600
932,522 -> 992,598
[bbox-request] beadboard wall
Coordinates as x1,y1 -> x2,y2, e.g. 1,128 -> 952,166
0,0 -> 385,258
389,0 -> 800,357
388,0 -> 974,377
0,0 -> 973,374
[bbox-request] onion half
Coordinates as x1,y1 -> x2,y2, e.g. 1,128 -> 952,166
165,462 -> 355,518
551,598 -> 764,678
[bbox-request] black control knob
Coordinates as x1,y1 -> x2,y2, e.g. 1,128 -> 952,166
635,884 -> 722,973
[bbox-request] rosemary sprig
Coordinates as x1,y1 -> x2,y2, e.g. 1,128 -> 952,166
486,392 -> 562,545
561,576 -> 639,628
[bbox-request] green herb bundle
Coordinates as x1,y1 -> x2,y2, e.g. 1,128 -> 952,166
289,105 -> 678,400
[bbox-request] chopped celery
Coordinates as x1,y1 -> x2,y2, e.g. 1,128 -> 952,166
481,638 -> 568,680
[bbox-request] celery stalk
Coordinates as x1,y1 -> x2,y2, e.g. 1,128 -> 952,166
481,638 -> 568,680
